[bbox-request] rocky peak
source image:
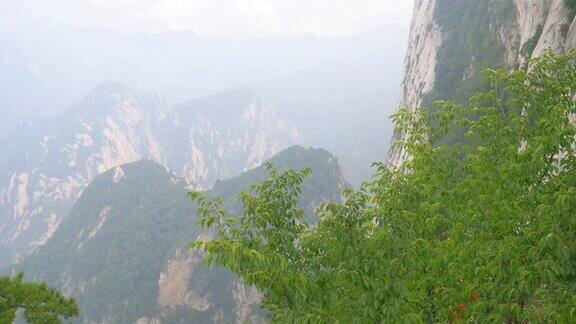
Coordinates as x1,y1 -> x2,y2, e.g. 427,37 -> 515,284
67,81 -> 137,118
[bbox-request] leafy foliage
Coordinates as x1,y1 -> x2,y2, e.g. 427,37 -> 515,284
192,51 -> 576,322
0,273 -> 78,323
209,146 -> 346,218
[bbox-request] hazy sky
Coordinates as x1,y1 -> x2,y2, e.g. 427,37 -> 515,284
0,0 -> 414,37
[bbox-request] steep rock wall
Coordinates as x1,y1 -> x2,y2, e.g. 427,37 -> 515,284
388,0 -> 576,166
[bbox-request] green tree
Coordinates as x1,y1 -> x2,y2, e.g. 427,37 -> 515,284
191,50 -> 576,322
0,273 -> 79,323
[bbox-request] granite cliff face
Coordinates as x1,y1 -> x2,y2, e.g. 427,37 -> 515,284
0,83 -> 303,266
388,0 -> 576,166
12,146 -> 347,323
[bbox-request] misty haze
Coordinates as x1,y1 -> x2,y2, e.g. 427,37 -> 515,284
1,1 -> 576,323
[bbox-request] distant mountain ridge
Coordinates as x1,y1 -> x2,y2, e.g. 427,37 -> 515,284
0,83 -> 303,266
11,146 -> 347,323
0,23 -> 406,140
0,23 -> 407,186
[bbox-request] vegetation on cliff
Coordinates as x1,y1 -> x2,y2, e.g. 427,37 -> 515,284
193,51 -> 576,322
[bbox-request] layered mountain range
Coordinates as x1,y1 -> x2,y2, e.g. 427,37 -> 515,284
0,83 -> 303,266
11,146 -> 347,323
0,24 -> 407,187
388,0 -> 576,166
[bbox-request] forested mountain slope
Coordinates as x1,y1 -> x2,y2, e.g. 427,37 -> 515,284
11,146 -> 346,323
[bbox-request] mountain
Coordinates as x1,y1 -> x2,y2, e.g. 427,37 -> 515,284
0,24 -> 408,185
387,0 -> 576,166
163,89 -> 303,186
10,146 -> 347,323
0,83 -> 303,266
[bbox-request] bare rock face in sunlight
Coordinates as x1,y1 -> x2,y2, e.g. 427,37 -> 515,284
386,0 -> 442,167
0,83 -> 303,266
387,0 -> 576,167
